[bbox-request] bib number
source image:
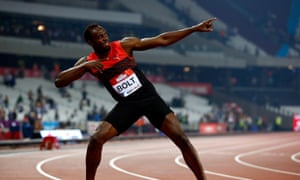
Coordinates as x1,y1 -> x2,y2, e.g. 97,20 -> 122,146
110,69 -> 142,97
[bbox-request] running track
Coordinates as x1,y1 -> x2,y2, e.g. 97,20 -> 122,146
0,132 -> 299,180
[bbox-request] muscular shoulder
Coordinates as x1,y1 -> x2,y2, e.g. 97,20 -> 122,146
120,37 -> 141,54
121,37 -> 140,45
121,36 -> 159,51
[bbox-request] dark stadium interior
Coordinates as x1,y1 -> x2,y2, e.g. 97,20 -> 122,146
0,0 -> 300,142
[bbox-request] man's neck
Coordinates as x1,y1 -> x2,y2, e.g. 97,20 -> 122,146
94,47 -> 111,60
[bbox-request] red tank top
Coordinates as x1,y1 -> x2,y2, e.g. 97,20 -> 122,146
87,41 -> 134,72
86,41 -> 156,101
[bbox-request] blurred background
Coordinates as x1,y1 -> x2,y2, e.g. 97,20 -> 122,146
0,0 -> 300,145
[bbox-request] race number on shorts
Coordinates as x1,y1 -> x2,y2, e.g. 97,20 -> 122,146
110,69 -> 142,97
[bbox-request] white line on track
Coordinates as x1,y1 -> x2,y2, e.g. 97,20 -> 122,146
195,135 -> 293,154
109,151 -> 161,180
109,136 -> 294,180
36,153 -> 80,180
3,134 -> 294,180
0,151 -> 37,157
235,141 -> 300,176
291,152 -> 300,163
174,136 -> 300,180
110,140 -> 260,180
175,156 -> 252,180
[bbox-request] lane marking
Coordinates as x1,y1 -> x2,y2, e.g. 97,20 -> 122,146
235,141 -> 300,176
291,152 -> 300,163
0,151 -> 37,157
175,156 -> 252,180
36,153 -> 80,180
174,137 -> 300,180
110,151 -> 160,180
110,139 -> 262,180
2,133 -> 298,180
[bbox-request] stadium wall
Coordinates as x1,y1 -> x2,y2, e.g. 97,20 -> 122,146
0,0 -> 142,24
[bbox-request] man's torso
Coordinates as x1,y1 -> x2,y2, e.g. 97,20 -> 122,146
86,41 -> 157,102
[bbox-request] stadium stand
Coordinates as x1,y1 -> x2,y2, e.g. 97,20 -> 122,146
1,0 -> 300,144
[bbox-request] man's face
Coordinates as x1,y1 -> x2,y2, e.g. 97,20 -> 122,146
88,26 -> 110,54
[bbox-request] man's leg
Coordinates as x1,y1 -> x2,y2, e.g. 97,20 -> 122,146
160,113 -> 206,180
86,121 -> 118,180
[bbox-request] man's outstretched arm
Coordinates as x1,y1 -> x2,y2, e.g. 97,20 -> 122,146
122,17 -> 217,52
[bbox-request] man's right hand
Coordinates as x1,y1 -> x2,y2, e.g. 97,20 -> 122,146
84,60 -> 104,74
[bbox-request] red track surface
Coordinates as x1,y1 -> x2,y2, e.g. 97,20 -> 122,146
0,132 -> 299,180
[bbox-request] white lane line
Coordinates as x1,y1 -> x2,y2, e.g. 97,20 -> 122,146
291,152 -> 300,163
173,137 -> 299,180
0,151 -> 37,157
109,151 -> 159,180
36,153 -> 79,180
235,141 -> 300,176
113,139 -> 264,180
175,156 -> 252,180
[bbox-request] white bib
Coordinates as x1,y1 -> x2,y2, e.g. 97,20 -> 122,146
110,69 -> 142,97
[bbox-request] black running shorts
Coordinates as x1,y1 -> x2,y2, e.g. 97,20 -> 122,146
103,95 -> 173,134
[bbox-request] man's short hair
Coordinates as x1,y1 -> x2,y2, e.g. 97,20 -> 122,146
83,24 -> 105,42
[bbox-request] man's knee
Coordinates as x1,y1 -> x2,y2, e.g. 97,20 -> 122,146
88,122 -> 118,146
163,127 -> 190,149
174,133 -> 191,148
89,133 -> 106,146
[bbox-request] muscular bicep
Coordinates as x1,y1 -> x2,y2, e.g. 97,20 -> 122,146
54,56 -> 89,87
121,36 -> 166,53
74,56 -> 97,75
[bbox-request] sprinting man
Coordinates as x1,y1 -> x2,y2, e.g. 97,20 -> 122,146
55,17 -> 217,180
